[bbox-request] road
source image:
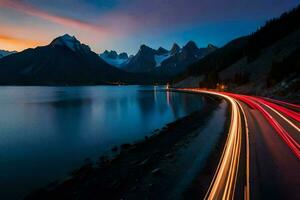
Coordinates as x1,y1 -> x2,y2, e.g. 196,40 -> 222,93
176,89 -> 300,200
236,95 -> 300,200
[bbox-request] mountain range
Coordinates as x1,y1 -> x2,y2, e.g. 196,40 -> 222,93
100,41 -> 217,76
0,34 -> 155,85
0,35 -> 216,85
0,4 -> 299,96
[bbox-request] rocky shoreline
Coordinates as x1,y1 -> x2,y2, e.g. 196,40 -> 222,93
26,93 -> 230,200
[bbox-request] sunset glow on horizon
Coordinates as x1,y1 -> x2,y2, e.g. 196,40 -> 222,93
0,0 -> 299,54
0,34 -> 44,51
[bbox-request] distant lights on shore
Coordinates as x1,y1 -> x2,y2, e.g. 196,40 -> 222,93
166,83 -> 170,89
216,83 -> 227,91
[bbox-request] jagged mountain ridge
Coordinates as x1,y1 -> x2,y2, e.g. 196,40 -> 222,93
123,41 -> 217,75
117,41 -> 217,75
0,34 -> 153,85
100,50 -> 131,68
0,49 -> 17,59
156,41 -> 217,76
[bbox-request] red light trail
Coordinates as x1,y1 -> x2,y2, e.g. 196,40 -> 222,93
173,88 -> 300,199
253,97 -> 300,123
222,92 -> 300,160
263,98 -> 300,110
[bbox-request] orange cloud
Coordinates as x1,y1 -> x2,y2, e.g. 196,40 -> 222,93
0,34 -> 43,51
0,0 -> 109,34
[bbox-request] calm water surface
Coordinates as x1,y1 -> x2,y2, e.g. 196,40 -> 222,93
0,86 -> 209,199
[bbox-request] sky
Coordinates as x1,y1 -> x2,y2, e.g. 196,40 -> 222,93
0,0 -> 299,55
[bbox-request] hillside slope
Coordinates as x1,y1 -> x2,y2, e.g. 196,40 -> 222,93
175,5 -> 300,99
219,28 -> 300,98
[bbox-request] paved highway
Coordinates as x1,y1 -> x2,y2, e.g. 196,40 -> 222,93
177,89 -> 300,200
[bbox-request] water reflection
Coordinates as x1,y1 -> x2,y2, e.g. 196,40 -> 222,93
0,86 -> 206,199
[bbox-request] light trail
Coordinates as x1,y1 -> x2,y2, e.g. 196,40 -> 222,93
263,97 -> 300,110
253,97 -> 300,124
250,97 -> 300,133
173,88 -> 300,199
224,93 -> 300,160
236,101 -> 250,200
177,89 -> 247,200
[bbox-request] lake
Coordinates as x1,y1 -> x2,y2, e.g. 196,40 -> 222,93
0,86 -> 209,199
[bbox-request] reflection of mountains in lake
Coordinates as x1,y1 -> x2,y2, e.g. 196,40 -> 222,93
137,89 -> 204,119
0,86 -> 210,200
21,86 -> 206,133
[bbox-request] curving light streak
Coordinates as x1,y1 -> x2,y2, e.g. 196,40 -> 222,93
177,88 -> 247,200
263,98 -> 300,110
225,93 -> 300,160
170,88 -> 300,199
236,101 -> 250,200
253,97 -> 300,134
253,97 -> 300,125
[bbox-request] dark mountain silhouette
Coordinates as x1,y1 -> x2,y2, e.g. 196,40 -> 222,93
123,44 -> 157,73
185,36 -> 249,79
123,41 -> 217,75
175,5 -> 300,97
156,42 -> 217,76
0,49 -> 17,59
156,47 -> 169,55
102,50 -> 118,59
119,52 -> 129,59
170,43 -> 181,55
0,34 -> 154,85
246,5 -> 300,61
267,46 -> 300,88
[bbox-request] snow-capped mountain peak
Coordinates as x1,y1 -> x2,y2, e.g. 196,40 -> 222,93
155,53 -> 171,67
123,40 -> 217,75
50,34 -> 91,53
100,50 -> 131,68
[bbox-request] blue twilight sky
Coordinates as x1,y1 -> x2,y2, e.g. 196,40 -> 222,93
0,0 -> 299,54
